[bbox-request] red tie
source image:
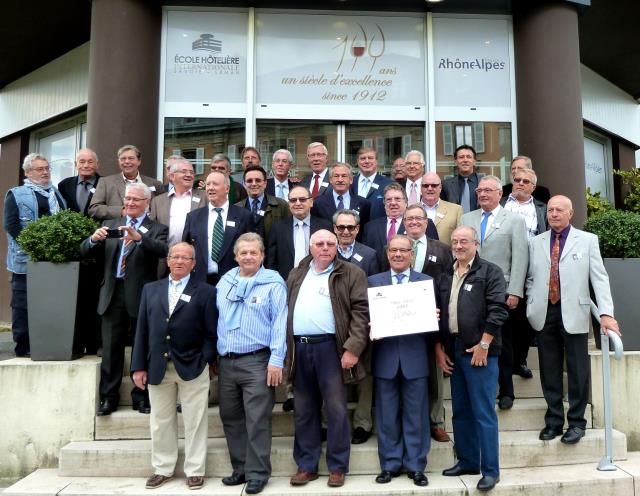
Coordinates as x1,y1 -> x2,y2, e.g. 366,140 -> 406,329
549,233 -> 561,304
387,218 -> 397,241
311,174 -> 320,198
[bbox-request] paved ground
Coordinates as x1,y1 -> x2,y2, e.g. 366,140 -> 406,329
0,328 -> 14,361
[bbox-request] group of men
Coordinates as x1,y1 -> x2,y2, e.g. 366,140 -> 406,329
3,140 -> 621,493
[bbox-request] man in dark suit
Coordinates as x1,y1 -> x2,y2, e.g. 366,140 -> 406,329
80,182 -> 168,416
441,145 -> 485,213
131,242 -> 217,491
350,146 -> 392,220
266,185 -> 331,281
403,205 -> 453,443
311,163 -> 370,231
58,148 -> 101,215
369,235 -> 433,487
236,165 -> 290,246
502,156 -> 551,204
300,142 -> 331,198
182,171 -> 252,287
266,149 -> 296,200
334,209 -> 379,277
88,145 -> 163,220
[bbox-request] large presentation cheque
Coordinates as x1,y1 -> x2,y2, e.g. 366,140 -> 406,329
368,279 -> 439,340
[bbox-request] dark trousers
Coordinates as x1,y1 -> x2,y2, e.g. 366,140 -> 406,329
537,302 -> 589,430
498,311 -> 515,399
293,339 -> 350,473
450,339 -> 500,478
10,273 -> 29,356
375,373 -> 430,472
512,296 -> 535,367
219,351 -> 275,481
100,280 -> 147,405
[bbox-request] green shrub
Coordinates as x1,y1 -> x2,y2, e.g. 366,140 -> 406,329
614,169 -> 640,214
586,187 -> 613,217
17,210 -> 99,263
583,210 -> 640,258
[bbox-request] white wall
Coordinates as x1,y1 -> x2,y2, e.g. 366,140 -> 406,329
0,43 -> 89,139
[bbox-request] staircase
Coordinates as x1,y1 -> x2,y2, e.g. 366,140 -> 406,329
4,347 -> 639,495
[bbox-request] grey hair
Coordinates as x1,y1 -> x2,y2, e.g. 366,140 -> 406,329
330,163 -> 353,179
117,145 -> 141,159
167,156 -> 192,173
332,208 -> 360,225
207,170 -> 231,187
22,153 -> 48,172
511,155 -> 533,169
405,150 -> 425,164
479,175 -> 503,192
307,142 -> 328,156
233,232 -> 265,255
125,182 -> 151,200
385,234 -> 415,254
211,153 -> 231,169
272,149 -> 293,163
452,225 -> 480,242
169,242 -> 195,258
76,148 -> 98,164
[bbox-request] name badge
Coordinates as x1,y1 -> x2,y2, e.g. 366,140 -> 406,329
138,225 -> 149,234
428,255 -> 437,262
371,183 -> 379,190
89,187 -> 96,194
321,182 -> 329,188
437,212 -> 445,219
226,221 -> 236,227
180,294 -> 191,303
149,186 -> 156,192
353,253 -> 363,262
318,287 -> 330,297
573,253 -> 583,260
257,210 -> 265,217
493,222 -> 501,229
250,296 -> 262,304
464,284 -> 473,292
191,196 -> 200,203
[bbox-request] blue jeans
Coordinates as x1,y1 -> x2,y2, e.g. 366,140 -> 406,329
450,339 -> 500,478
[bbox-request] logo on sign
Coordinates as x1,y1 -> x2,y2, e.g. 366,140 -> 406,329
192,34 -> 222,53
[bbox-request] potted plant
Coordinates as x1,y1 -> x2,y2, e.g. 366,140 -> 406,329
17,210 -> 98,360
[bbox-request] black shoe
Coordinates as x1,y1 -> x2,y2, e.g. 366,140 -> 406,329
375,470 -> 400,483
407,471 -> 429,487
351,426 -> 372,444
321,427 -> 327,442
282,398 -> 294,412
498,396 -> 514,410
221,472 -> 246,486
442,464 -> 480,476
177,404 -> 182,413
561,426 -> 585,444
97,399 -> 117,416
245,479 -> 267,494
477,475 -> 499,491
133,400 -> 151,414
513,364 -> 533,379
539,425 -> 563,441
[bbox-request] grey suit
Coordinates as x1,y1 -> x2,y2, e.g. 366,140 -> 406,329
89,173 -> 164,220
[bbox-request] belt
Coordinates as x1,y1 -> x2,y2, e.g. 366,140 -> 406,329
294,334 -> 336,344
221,347 -> 269,359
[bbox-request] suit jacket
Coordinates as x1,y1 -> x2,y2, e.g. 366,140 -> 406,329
301,170 -> 331,197
362,216 -> 407,270
149,189 -> 207,228
526,226 -> 613,334
235,194 -> 291,244
266,215 -> 332,281
79,215 -> 169,317
311,191 -> 371,229
461,207 -> 529,297
368,270 -> 432,379
350,173 -> 392,220
131,277 -> 217,384
500,196 -> 549,237
58,174 -> 102,215
441,172 -> 485,212
417,238 -> 453,288
88,172 -> 164,220
502,183 -> 551,204
338,241 -> 379,277
266,177 -> 295,198
429,199 -> 463,246
182,204 -> 253,283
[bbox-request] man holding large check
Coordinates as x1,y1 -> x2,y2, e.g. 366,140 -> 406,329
368,235 -> 439,487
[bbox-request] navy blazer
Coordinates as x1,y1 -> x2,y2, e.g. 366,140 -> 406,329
301,171 -> 332,197
58,174 -> 101,215
368,270 -> 432,380
266,177 -> 296,197
418,238 -> 454,289
350,173 -> 392,220
337,241 -> 379,276
131,277 -> 217,384
311,191 -> 371,237
182,204 -> 253,283
362,216 -> 407,270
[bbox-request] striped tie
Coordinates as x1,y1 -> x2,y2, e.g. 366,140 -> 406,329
119,218 -> 137,276
211,208 -> 224,262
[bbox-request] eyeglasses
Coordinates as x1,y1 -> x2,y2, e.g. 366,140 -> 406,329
452,239 -> 474,246
404,216 -> 426,222
124,196 -> 146,202
176,169 -> 194,176
405,161 -> 423,166
308,153 -> 327,158
420,183 -> 441,189
388,248 -> 413,254
335,224 -> 358,232
210,165 -> 228,172
384,197 -> 405,204
513,178 -> 533,185
313,241 -> 337,247
288,197 -> 310,203
245,178 -> 264,184
31,167 -> 51,173
475,188 -> 499,194
168,255 -> 194,261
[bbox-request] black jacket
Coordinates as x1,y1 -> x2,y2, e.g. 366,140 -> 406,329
437,254 -> 508,357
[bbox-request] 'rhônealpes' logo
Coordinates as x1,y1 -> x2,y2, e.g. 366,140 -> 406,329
192,33 -> 222,53
173,33 -> 240,75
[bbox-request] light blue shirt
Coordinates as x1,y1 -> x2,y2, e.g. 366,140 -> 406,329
292,262 -> 336,335
337,242 -> 355,260
116,213 -> 147,278
332,190 -> 351,209
249,194 -> 265,209
216,268 -> 288,368
390,268 -> 411,284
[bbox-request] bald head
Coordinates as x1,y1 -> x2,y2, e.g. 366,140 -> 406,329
420,172 -> 442,207
547,195 -> 574,231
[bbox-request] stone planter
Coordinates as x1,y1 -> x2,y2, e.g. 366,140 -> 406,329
602,258 -> 640,351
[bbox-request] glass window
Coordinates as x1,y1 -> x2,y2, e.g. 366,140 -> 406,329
37,127 -> 77,186
435,121 -> 512,183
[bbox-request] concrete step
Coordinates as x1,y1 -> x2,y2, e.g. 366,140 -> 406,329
443,369 -> 563,400
8,453 -> 640,495
58,429 -> 627,478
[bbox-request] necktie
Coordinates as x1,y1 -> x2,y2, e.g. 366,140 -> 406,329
119,218 -> 138,276
409,182 -> 417,205
311,174 -> 321,198
168,279 -> 181,315
211,208 -> 224,262
337,195 -> 344,210
480,212 -> 490,245
361,177 -> 370,197
387,218 -> 397,241
549,233 -> 561,304
411,239 -> 419,269
77,180 -> 90,213
294,220 -> 306,266
251,198 -> 260,224
276,183 -> 284,199
461,177 -> 471,213
395,273 -> 406,285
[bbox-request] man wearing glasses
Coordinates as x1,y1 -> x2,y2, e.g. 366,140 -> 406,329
266,186 -> 331,281
441,145 -> 485,213
266,149 -> 296,200
502,156 -> 551,204
131,242 -> 217,491
286,230 -> 369,488
420,171 -> 463,246
400,150 -> 425,206
301,142 -> 331,198
460,176 -> 528,411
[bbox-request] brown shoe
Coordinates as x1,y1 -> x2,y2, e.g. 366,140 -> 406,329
328,471 -> 346,487
145,474 -> 172,489
186,476 -> 204,490
290,469 -> 319,486
431,427 -> 451,442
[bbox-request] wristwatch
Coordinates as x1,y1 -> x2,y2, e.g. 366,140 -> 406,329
479,341 -> 490,350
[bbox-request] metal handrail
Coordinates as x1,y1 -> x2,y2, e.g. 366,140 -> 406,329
590,301 -> 624,471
